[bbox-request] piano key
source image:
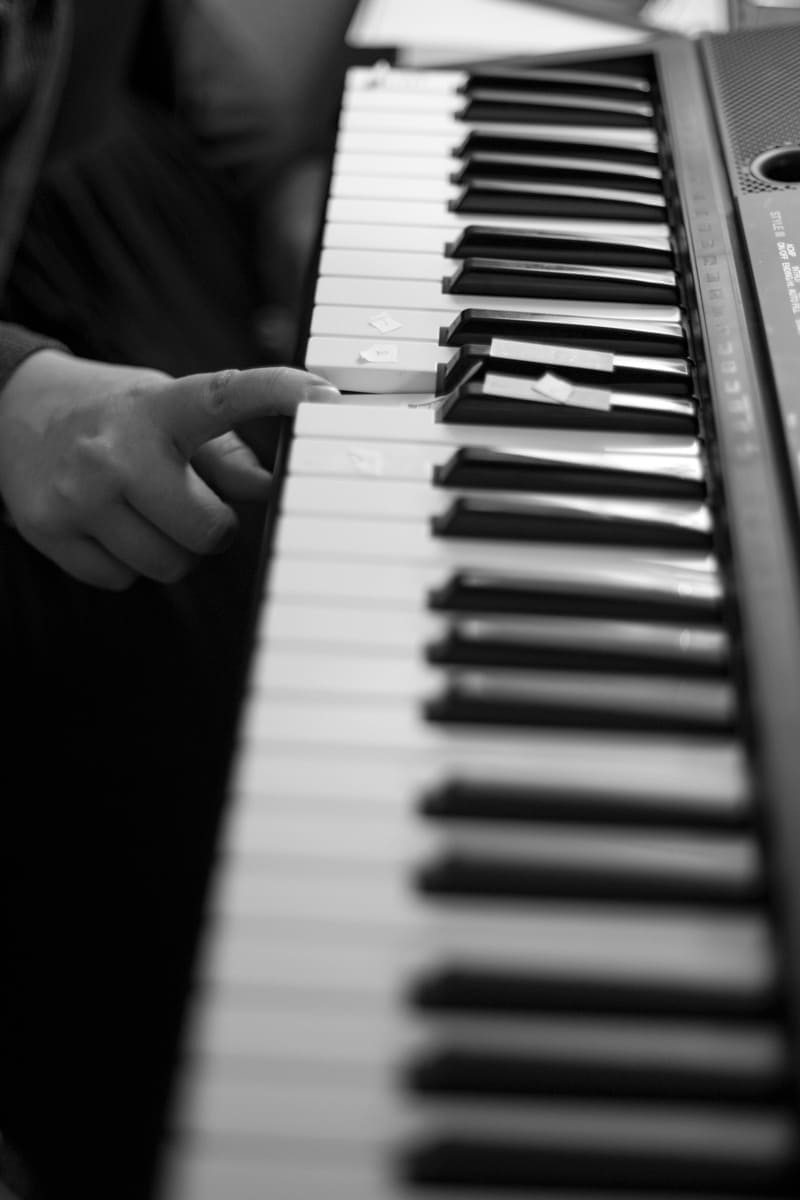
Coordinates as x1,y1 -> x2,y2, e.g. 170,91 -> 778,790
292,400 -> 703,454
429,493 -> 711,549
336,108 -> 660,153
232,741 -> 750,825
440,309 -> 686,353
461,65 -> 652,98
330,172 -> 668,224
305,336 -> 451,392
444,226 -> 673,268
313,274 -> 682,322
432,445 -> 705,496
270,552 -> 722,623
273,512 -> 718,573
450,180 -> 666,221
439,340 -> 692,395
261,600 -> 728,676
423,668 -> 734,734
288,436 -> 705,489
325,195 -> 670,239
452,151 -> 663,192
281,473 -> 711,525
253,645 -> 734,732
437,380 -> 697,433
442,258 -> 677,303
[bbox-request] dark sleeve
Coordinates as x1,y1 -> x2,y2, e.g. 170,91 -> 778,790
0,322 -> 70,392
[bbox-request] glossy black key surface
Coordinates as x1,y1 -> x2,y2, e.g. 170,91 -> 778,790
460,89 -> 654,128
437,380 -> 697,433
452,151 -> 663,192
420,779 -> 749,828
438,341 -> 693,396
406,1015 -> 787,1100
430,495 -> 711,549
449,180 -> 667,221
443,257 -> 677,302
433,446 -> 705,497
441,308 -> 686,353
423,669 -> 734,733
416,827 -> 759,903
462,65 -> 652,100
428,568 -> 722,622
456,128 -> 659,164
426,614 -> 727,675
444,226 -> 673,268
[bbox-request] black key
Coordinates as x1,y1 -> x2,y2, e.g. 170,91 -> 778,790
449,180 -> 666,221
426,614 -> 727,675
443,257 -> 677,302
444,226 -> 673,269
433,446 -> 705,498
411,962 -> 774,1017
452,151 -> 663,192
428,568 -> 722,622
463,65 -> 652,101
441,308 -> 686,354
415,823 -> 758,904
406,1014 -> 787,1101
438,341 -> 693,395
430,495 -> 711,549
404,1113 -> 798,1192
437,380 -> 697,434
456,129 -> 659,165
459,88 -> 654,128
423,669 -> 735,733
420,779 -> 750,828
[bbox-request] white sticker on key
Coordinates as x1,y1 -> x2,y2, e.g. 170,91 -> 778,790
484,372 -> 564,404
358,344 -> 399,363
369,311 -> 404,334
489,338 -> 615,374
531,372 -> 575,403
346,445 -> 385,475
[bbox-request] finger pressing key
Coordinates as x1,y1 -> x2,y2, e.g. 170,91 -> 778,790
154,366 -> 341,459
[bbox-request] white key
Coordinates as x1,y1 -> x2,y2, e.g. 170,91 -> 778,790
311,303 -> 450,341
344,66 -> 468,94
293,400 -> 702,455
319,247 -> 453,280
231,743 -> 750,817
287,435 -> 705,484
339,87 -> 466,115
278,474 -> 711,535
313,275 -> 681,322
337,109 -> 659,154
321,220 -> 673,256
306,335 -> 450,391
333,150 -> 457,179
326,195 -> 670,239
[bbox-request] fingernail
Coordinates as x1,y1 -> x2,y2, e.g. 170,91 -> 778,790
307,381 -> 342,404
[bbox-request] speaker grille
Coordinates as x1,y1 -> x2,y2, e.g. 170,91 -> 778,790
704,27 -> 800,194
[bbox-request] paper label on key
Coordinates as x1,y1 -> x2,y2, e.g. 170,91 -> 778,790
358,344 -> 399,363
531,372 -> 574,402
566,385 -> 613,411
369,311 -> 404,334
484,372 -> 565,404
489,338 -> 615,374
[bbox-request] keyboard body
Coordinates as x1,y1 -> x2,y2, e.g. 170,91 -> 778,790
157,25 -> 800,1200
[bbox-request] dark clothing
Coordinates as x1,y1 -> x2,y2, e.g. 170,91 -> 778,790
0,3 -> 309,1196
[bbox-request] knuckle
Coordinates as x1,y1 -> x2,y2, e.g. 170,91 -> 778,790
206,369 -> 240,415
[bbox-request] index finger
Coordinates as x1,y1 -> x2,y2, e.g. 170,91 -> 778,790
153,367 -> 341,456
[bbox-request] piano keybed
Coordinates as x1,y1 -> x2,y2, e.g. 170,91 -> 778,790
159,49 -> 800,1200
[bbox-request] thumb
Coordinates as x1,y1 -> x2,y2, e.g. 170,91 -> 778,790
153,366 -> 340,457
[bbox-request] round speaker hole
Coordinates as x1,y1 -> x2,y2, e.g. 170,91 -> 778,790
751,146 -> 800,185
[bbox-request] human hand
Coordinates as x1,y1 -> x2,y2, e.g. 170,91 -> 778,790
0,351 -> 339,589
